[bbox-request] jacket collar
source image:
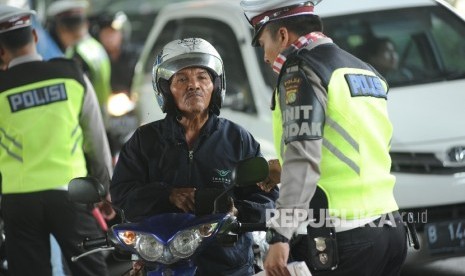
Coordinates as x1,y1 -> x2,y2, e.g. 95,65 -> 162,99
273,32 -> 332,74
159,113 -> 222,142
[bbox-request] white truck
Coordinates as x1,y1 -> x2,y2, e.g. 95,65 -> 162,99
131,0 -> 465,264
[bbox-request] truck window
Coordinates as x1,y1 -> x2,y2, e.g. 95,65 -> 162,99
323,6 -> 465,88
145,18 -> 256,114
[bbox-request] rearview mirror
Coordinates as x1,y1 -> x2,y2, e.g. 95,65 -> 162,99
68,177 -> 106,204
213,156 -> 269,214
232,156 -> 269,187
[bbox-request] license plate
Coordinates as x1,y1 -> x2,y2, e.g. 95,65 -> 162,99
425,219 -> 465,255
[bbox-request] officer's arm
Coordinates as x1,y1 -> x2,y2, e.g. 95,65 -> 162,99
80,76 -> 113,193
273,67 -> 328,240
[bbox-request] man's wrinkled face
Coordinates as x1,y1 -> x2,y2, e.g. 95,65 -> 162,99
258,26 -> 285,68
170,67 -> 213,115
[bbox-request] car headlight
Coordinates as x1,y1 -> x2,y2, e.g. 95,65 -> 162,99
136,234 -> 164,261
448,146 -> 465,163
169,222 -> 218,258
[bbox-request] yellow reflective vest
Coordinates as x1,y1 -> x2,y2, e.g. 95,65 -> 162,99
273,46 -> 398,219
66,35 -> 111,108
0,59 -> 88,194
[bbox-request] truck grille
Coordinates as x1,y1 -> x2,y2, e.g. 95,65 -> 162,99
390,152 -> 465,174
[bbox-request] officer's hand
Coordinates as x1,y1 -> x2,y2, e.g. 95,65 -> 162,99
264,242 -> 291,276
169,187 -> 196,213
258,159 -> 281,192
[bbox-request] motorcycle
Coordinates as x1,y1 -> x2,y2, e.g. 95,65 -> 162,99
68,156 -> 270,275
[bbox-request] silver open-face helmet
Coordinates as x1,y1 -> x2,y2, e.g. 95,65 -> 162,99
152,37 -> 225,115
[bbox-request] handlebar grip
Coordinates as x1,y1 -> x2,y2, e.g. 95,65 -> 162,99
80,236 -> 108,250
236,222 -> 267,233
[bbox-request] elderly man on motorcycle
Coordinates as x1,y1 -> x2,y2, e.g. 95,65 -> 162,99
110,37 -> 278,275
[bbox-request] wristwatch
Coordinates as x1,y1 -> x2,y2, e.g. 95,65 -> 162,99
266,228 -> 289,244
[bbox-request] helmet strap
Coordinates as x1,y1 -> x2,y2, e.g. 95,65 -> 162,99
209,75 -> 223,116
175,108 -> 183,121
158,79 -> 176,113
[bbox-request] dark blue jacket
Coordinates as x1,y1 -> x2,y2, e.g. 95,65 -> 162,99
111,114 -> 278,275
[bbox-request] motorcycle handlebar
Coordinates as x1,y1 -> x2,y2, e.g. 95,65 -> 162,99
234,222 -> 267,233
80,236 -> 108,250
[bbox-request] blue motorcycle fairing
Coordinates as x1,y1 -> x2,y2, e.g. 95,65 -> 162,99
147,264 -> 197,276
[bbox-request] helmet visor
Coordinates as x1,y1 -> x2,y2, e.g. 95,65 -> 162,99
156,53 -> 223,83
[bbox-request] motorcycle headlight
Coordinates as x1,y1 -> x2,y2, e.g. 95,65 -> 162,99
107,92 -> 135,117
136,234 -> 164,261
169,222 -> 218,258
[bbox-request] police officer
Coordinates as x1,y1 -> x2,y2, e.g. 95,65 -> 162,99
95,11 -> 140,93
240,1 -> 408,275
47,0 -> 111,112
0,4 -> 112,276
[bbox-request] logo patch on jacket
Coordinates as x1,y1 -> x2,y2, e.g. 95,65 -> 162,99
212,169 -> 231,185
284,77 -> 302,104
8,83 -> 68,113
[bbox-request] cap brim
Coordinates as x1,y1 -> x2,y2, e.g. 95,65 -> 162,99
0,10 -> 36,34
47,1 -> 89,17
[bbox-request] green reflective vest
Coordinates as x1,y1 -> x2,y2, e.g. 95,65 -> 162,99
273,66 -> 398,219
66,35 -> 111,108
0,60 -> 88,194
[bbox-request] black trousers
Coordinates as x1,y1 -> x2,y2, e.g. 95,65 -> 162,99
290,212 -> 407,276
1,190 -> 109,276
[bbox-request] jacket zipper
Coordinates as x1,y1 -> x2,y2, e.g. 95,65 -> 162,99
188,150 -> 194,185
187,133 -> 204,187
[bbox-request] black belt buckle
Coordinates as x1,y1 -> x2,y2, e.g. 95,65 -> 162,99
306,224 -> 339,271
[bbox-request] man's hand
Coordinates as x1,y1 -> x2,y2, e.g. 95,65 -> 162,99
97,193 -> 116,220
169,187 -> 196,213
96,201 -> 116,220
264,242 -> 291,276
227,197 -> 238,216
258,159 -> 281,192
129,260 -> 144,276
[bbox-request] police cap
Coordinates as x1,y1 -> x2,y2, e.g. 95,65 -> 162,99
240,0 -> 322,46
47,0 -> 89,18
0,4 -> 36,34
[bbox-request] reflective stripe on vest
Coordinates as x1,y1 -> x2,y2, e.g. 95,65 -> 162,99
0,78 -> 88,194
272,67 -> 398,219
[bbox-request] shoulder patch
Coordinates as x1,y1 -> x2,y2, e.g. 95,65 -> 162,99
278,65 -> 325,143
283,77 -> 302,104
345,74 -> 387,99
